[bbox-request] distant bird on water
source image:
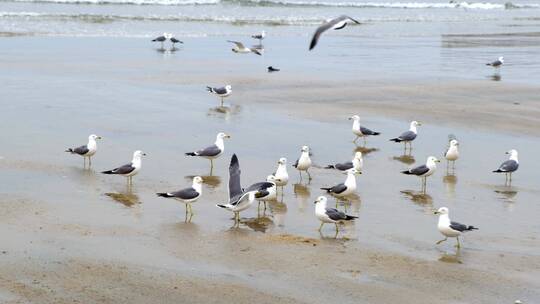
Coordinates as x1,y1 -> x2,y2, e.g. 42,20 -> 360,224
390,121 -> 421,151
401,156 -> 439,193
321,168 -> 361,205
326,151 -> 363,172
102,150 -> 146,185
486,56 -> 504,68
206,85 -> 231,106
309,15 -> 360,50
444,139 -> 460,171
292,145 -> 312,181
434,207 -> 478,249
251,30 -> 266,42
267,66 -> 280,73
157,176 -> 203,221
152,33 -> 170,49
65,134 -> 102,167
170,35 -> 183,47
493,149 -> 519,185
185,132 -> 231,170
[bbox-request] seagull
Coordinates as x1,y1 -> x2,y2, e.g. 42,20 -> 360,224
314,196 -> 357,232
251,30 -> 266,42
272,157 -> 289,194
493,149 -> 519,184
401,156 -> 440,192
390,121 -> 421,151
444,139 -> 460,171
228,40 -> 262,55
267,66 -> 280,73
170,35 -> 183,47
434,207 -> 478,248
152,32 -> 169,49
349,115 -> 380,144
185,132 -> 231,170
217,154 -> 267,225
245,175 -> 278,211
65,134 -> 102,167
309,15 -> 360,50
321,168 -> 361,205
486,56 -> 504,68
156,176 -> 203,221
325,151 -> 363,172
206,85 -> 232,107
292,146 -> 312,181
101,150 -> 146,185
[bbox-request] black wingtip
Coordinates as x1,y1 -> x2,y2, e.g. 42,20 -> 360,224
401,170 -> 412,175
101,170 -> 113,174
185,152 -> 196,156
468,226 -> 479,230
320,187 -> 331,192
390,138 -> 401,142
345,215 -> 358,220
216,204 -> 227,209
325,165 -> 335,169
65,148 -> 73,153
373,132 -> 381,136
156,193 -> 171,198
493,169 -> 502,173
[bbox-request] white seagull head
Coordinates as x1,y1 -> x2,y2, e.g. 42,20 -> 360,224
427,156 -> 441,164
348,115 -> 360,121
133,150 -> 147,159
301,145 -> 309,153
499,56 -> 504,62
267,175 -> 280,183
313,195 -> 327,205
89,134 -> 102,141
410,120 -> 422,128
354,151 -> 363,159
434,207 -> 449,215
278,157 -> 287,165
506,149 -> 518,160
344,168 -> 362,175
449,139 -> 459,147
193,176 -> 203,184
225,85 -> 232,91
217,132 -> 231,140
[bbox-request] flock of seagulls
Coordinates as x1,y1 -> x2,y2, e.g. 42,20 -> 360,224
62,16 -> 514,249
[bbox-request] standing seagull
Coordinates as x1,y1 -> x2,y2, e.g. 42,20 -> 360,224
309,15 -> 360,50
185,132 -> 231,171
245,175 -> 278,211
217,154 -> 268,226
434,207 -> 478,249
390,121 -> 421,151
170,35 -> 183,47
314,196 -> 357,233
349,115 -> 380,144
401,156 -> 440,193
486,56 -> 504,68
228,41 -> 262,55
102,150 -> 146,185
206,85 -> 232,107
321,168 -> 361,205
272,157 -> 289,195
152,33 -> 168,49
251,30 -> 266,43
65,134 -> 102,167
156,176 -> 203,222
292,146 -> 312,181
326,151 -> 363,172
493,149 -> 519,185
444,139 -> 460,171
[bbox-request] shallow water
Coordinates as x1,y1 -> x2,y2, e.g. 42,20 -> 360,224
0,37 -> 539,268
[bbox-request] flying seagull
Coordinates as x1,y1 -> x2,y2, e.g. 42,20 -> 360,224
309,15 -> 360,50
434,207 -> 478,248
251,30 -> 266,42
444,139 -> 460,171
349,115 -> 380,144
102,150 -> 146,185
272,157 -> 289,194
156,176 -> 203,222
292,145 -> 312,181
321,168 -> 361,205
486,56 -> 504,68
314,196 -> 357,233
401,156 -> 440,192
390,121 -> 421,150
206,85 -> 231,107
228,40 -> 262,55
245,175 -> 278,211
267,66 -> 280,73
185,132 -> 231,170
493,149 -> 519,185
65,134 -> 102,167
326,151 -> 363,172
217,154 -> 269,225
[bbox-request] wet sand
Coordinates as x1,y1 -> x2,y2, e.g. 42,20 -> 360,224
1,37 -> 540,303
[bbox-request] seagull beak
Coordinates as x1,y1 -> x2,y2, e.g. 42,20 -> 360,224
435,159 -> 441,163
505,151 -> 509,154
313,200 -> 318,204
143,153 -> 147,156
97,136 -> 103,140
225,134 -> 231,138
417,122 -> 423,126
434,211 -> 440,215
348,117 -> 352,120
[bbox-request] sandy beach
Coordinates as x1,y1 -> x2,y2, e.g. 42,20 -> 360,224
1,30 -> 540,304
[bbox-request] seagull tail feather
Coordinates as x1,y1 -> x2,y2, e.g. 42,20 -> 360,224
101,170 -> 114,174
206,86 -> 213,93
390,138 -> 402,142
492,169 -> 503,173
401,170 -> 413,175
466,226 -> 479,231
320,187 -> 332,192
216,204 -> 229,209
185,152 -> 197,156
345,215 -> 358,220
156,193 -> 173,198
372,132 -> 381,136
65,148 -> 74,153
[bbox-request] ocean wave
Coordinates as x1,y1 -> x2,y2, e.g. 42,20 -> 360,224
2,0 -> 539,9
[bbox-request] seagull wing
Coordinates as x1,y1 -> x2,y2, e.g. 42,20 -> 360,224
325,207 -> 347,221
497,160 -> 519,172
228,40 -> 246,49
196,144 -> 221,157
229,154 -> 243,199
309,15 -> 359,50
72,145 -> 90,155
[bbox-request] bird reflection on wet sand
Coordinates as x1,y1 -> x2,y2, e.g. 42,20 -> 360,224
243,216 -> 274,232
494,187 -> 518,203
443,174 -> 458,197
354,145 -> 379,156
269,200 -> 287,227
393,154 -> 415,165
293,183 -> 311,212
487,73 -> 501,82
438,251 -> 463,264
104,191 -> 140,207
401,190 -> 433,206
208,105 -> 242,118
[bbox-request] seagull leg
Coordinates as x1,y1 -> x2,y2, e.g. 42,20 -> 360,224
184,205 -> 188,222
307,169 -> 312,181
455,236 -> 461,248
436,237 -> 448,245
89,156 -> 92,167
298,170 -> 303,182
363,136 -> 367,146
353,136 -> 359,143
335,223 -> 339,233
318,222 -> 324,231
220,97 -> 224,107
